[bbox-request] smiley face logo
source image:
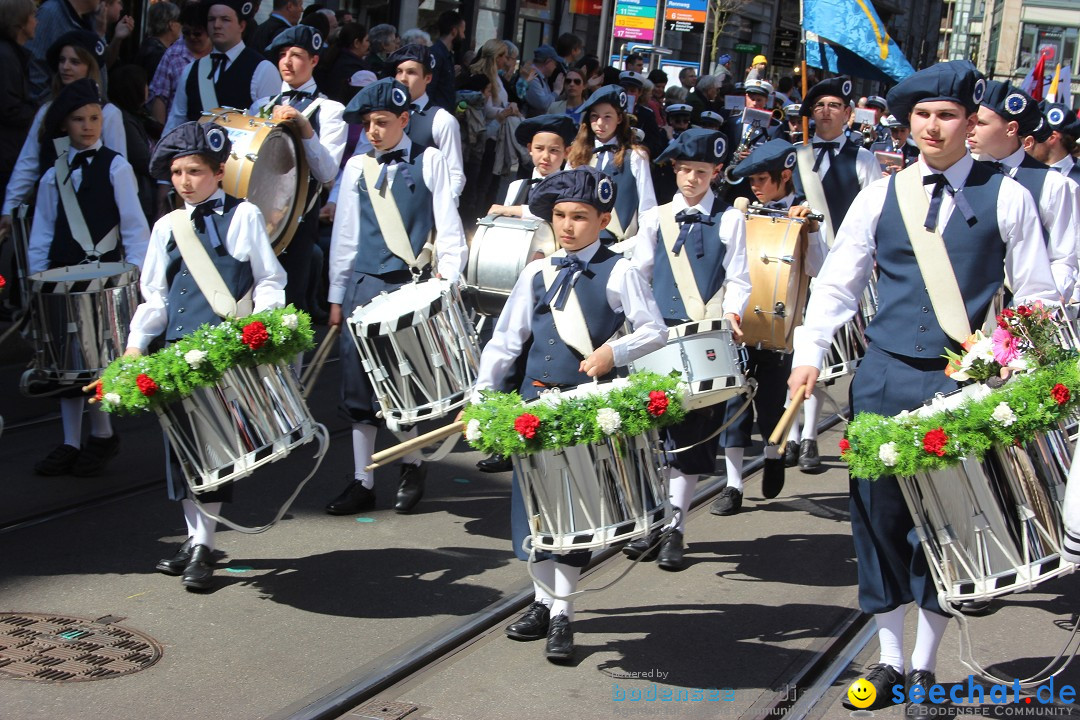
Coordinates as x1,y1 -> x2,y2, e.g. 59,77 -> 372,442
847,678 -> 876,709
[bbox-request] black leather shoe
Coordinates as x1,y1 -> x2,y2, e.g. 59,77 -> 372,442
657,529 -> 685,570
156,537 -> 194,575
181,545 -> 214,591
71,434 -> 121,477
798,439 -> 822,472
394,463 -> 427,513
544,613 -> 574,662
622,530 -> 660,561
841,663 -> 905,711
907,668 -> 936,699
783,440 -> 799,467
762,458 -> 786,499
477,454 -> 512,473
325,479 -> 376,515
709,486 -> 743,515
505,601 -> 550,641
34,444 -> 80,476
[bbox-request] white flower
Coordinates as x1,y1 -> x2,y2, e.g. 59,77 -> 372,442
104,392 -> 121,404
538,387 -> 563,408
991,401 -> 1017,427
878,442 -> 899,467
281,313 -> 299,330
465,418 -> 482,442
184,349 -> 208,368
596,408 -> 622,435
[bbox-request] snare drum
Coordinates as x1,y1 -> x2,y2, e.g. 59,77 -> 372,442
347,279 -> 481,428
630,318 -> 747,410
465,214 -> 557,316
200,109 -> 309,255
819,315 -> 869,382
22,262 -> 140,392
741,213 -> 811,352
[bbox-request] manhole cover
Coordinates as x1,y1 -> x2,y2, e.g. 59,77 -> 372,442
0,613 -> 162,682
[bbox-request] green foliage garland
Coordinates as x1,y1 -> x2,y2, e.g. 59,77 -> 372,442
98,306 -> 314,415
462,371 -> 687,457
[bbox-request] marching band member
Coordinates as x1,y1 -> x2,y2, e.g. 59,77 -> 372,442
666,104 -> 693,139
787,60 -> 1058,714
621,128 -> 750,565
324,78 -> 466,517
567,85 -> 656,245
869,115 -> 920,170
722,79 -> 777,164
250,25 -> 346,314
697,110 -> 724,131
487,113 -> 577,218
862,95 -> 890,147
707,139 -> 827,516
106,121 -> 285,590
967,81 -> 1078,300
1035,101 -> 1080,183
28,78 -> 149,477
472,166 -> 666,661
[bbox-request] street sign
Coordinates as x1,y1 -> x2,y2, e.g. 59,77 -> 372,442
614,0 -> 657,41
734,43 -> 762,53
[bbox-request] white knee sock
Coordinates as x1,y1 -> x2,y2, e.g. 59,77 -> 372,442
910,607 -> 950,673
60,397 -> 84,448
399,426 -> 423,466
801,391 -> 821,441
667,470 -> 697,534
786,413 -> 802,444
192,501 -> 220,550
875,606 -> 907,673
352,423 -> 377,488
549,564 -> 580,621
724,447 -> 744,492
531,558 -> 555,608
88,405 -> 113,439
181,498 -> 200,538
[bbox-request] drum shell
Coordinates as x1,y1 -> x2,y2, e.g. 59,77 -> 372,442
630,319 -> 748,410
741,214 -> 810,352
465,215 -> 557,316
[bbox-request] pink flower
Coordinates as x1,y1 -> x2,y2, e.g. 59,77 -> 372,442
991,326 -> 1019,365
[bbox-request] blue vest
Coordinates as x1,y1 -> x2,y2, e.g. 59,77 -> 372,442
405,105 -> 436,148
352,145 -> 434,276
185,47 -> 264,120
49,148 -> 123,269
526,246 -> 625,387
1007,154 -> 1050,241
597,148 -> 640,242
650,201 -> 729,322
820,140 -> 861,230
866,161 -> 1006,359
164,195 -> 254,342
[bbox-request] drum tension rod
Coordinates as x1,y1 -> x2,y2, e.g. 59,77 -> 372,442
758,252 -> 795,265
752,302 -> 787,317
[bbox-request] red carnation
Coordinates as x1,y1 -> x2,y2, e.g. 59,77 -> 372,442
1052,383 -> 1071,405
0,274 -> 6,289
242,321 -> 270,350
136,373 -> 158,396
1001,308 -> 1015,318
839,438 -> 851,455
647,390 -> 669,416
95,383 -> 103,402
514,413 -> 541,439
923,428 -> 948,457
997,317 -> 1009,330
1016,305 -> 1032,317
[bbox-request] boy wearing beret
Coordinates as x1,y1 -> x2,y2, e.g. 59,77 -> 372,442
488,113 -> 577,218
1035,101 -> 1080,183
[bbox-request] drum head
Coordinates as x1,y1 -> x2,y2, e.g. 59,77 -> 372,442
351,279 -> 450,329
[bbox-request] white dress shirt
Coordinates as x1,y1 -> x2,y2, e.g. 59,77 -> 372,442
412,93 -> 465,200
4,102 -> 127,215
590,137 -> 657,218
630,189 -> 751,319
328,135 -> 467,303
805,132 -> 880,190
28,140 -> 150,274
791,153 -> 1060,371
249,78 -> 347,184
473,237 -> 668,397
503,167 -> 549,220
165,41 -> 282,135
126,189 -> 286,351
1051,155 -> 1079,177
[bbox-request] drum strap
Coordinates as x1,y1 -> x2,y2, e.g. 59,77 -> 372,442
540,249 -> 594,359
658,203 -> 707,321
358,152 -> 433,272
795,144 -> 835,247
167,209 -> 254,319
893,164 -> 971,344
53,153 -> 119,261
196,56 -> 220,112
53,136 -> 70,157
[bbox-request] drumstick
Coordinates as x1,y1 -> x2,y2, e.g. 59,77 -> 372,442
301,324 -> 340,399
365,421 -> 465,471
768,384 -> 807,446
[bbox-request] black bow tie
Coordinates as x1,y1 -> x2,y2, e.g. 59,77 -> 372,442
812,141 -> 838,172
922,174 -> 950,231
525,177 -> 543,185
374,150 -> 413,191
208,52 -> 228,79
378,150 -> 407,165
542,254 -> 587,311
67,149 -> 97,179
593,145 -> 615,155
673,209 -> 713,258
409,102 -> 426,114
191,197 -> 223,233
283,89 -> 313,101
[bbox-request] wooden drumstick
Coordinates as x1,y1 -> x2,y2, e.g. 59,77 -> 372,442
301,325 -> 340,400
768,384 -> 807,446
365,421 -> 465,471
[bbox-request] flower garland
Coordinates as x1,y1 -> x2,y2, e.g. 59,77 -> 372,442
97,305 -> 314,415
462,371 -> 687,457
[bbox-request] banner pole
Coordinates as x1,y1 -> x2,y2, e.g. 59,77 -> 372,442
800,0 -> 809,141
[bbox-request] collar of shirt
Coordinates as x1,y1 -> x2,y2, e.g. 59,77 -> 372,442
280,77 -> 318,96
999,146 -> 1027,173
813,132 -> 847,150
1052,155 -> 1076,174
594,137 -> 617,149
185,188 -> 226,213
375,135 -> 413,161
672,189 -> 715,215
562,239 -> 602,264
771,192 -> 796,209
917,152 -> 973,193
216,41 -> 245,64
531,168 -> 546,180
67,139 -> 104,162
269,12 -> 293,26
412,93 -> 429,112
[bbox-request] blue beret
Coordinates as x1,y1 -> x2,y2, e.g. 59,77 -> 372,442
515,114 -> 578,147
886,60 -> 985,122
981,81 -> 1050,142
529,166 -> 617,221
800,76 -> 854,116
1042,101 -> 1080,138
730,139 -> 796,179
266,25 -> 325,58
200,0 -> 255,24
656,128 -> 729,165
47,30 -> 106,71
579,85 -> 627,117
343,77 -> 411,123
43,78 -> 102,142
388,43 -> 436,73
149,121 -> 232,180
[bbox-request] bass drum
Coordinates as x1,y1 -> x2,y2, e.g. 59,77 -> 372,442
738,206 -> 811,352
199,109 -> 309,255
465,214 -> 557,316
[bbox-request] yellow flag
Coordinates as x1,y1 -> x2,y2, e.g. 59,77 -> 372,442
1049,63 -> 1062,99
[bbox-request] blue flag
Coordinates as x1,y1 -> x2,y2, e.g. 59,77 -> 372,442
804,0 -> 915,82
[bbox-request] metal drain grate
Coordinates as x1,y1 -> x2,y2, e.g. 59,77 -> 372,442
0,613 -> 162,682
349,699 -> 420,720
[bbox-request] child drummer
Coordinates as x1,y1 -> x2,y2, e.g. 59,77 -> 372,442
28,78 -> 149,478
470,166 -> 667,662
92,121 -> 287,591
487,113 -> 578,219
324,78 -> 467,516
622,128 -> 750,568
708,139 -> 827,517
